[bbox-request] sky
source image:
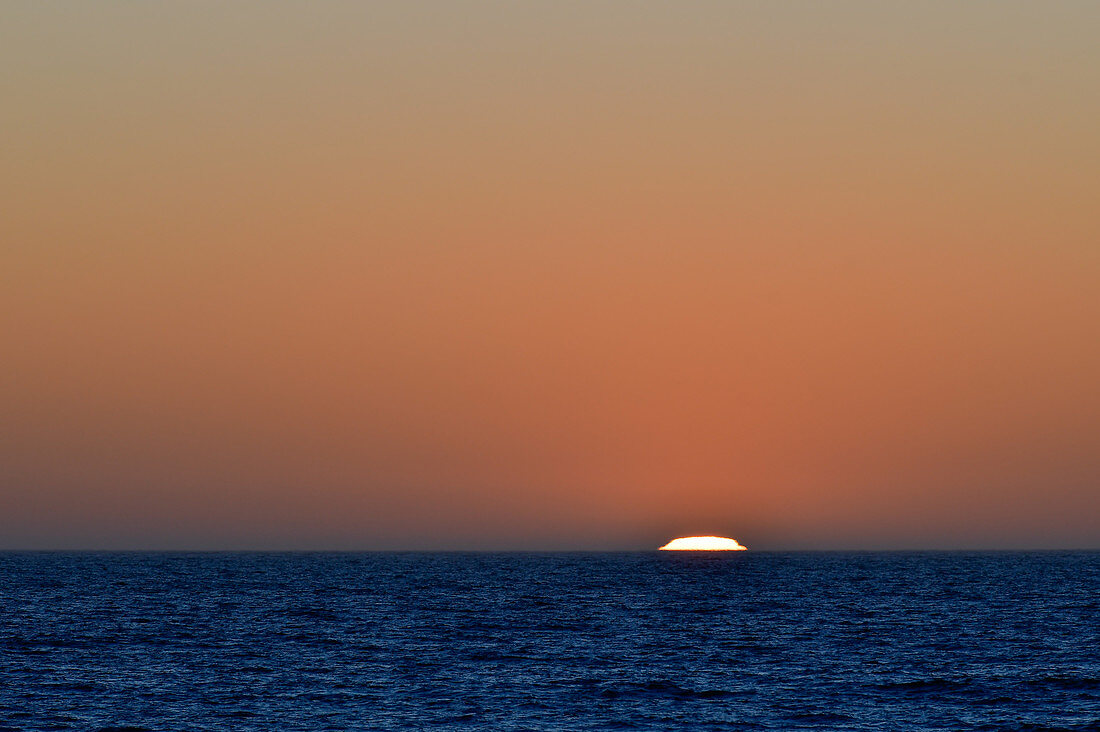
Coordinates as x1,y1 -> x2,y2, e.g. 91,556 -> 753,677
2,2 -> 1098,550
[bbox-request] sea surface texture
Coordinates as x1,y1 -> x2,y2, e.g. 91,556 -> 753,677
2,552 -> 1099,731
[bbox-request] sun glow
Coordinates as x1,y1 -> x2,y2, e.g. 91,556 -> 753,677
659,536 -> 748,551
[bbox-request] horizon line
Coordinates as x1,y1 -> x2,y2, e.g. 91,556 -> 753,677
2,547 -> 1098,554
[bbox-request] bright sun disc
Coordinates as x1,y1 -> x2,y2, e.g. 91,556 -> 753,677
659,536 -> 747,551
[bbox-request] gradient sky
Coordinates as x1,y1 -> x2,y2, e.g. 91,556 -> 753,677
2,2 -> 1098,550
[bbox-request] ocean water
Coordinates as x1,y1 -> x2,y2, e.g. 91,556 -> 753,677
2,552 -> 1099,731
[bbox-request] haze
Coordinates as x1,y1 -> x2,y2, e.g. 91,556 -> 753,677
2,2 -> 1098,550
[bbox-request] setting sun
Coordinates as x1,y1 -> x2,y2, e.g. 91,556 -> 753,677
659,536 -> 748,551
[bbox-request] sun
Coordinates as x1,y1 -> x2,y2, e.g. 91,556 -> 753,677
659,536 -> 747,551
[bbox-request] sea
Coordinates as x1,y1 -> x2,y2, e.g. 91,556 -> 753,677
1,551 -> 1098,731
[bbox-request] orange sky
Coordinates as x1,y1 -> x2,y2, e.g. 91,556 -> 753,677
2,2 -> 1098,549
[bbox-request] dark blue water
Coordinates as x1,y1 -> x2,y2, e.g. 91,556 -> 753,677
2,552 -> 1099,731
